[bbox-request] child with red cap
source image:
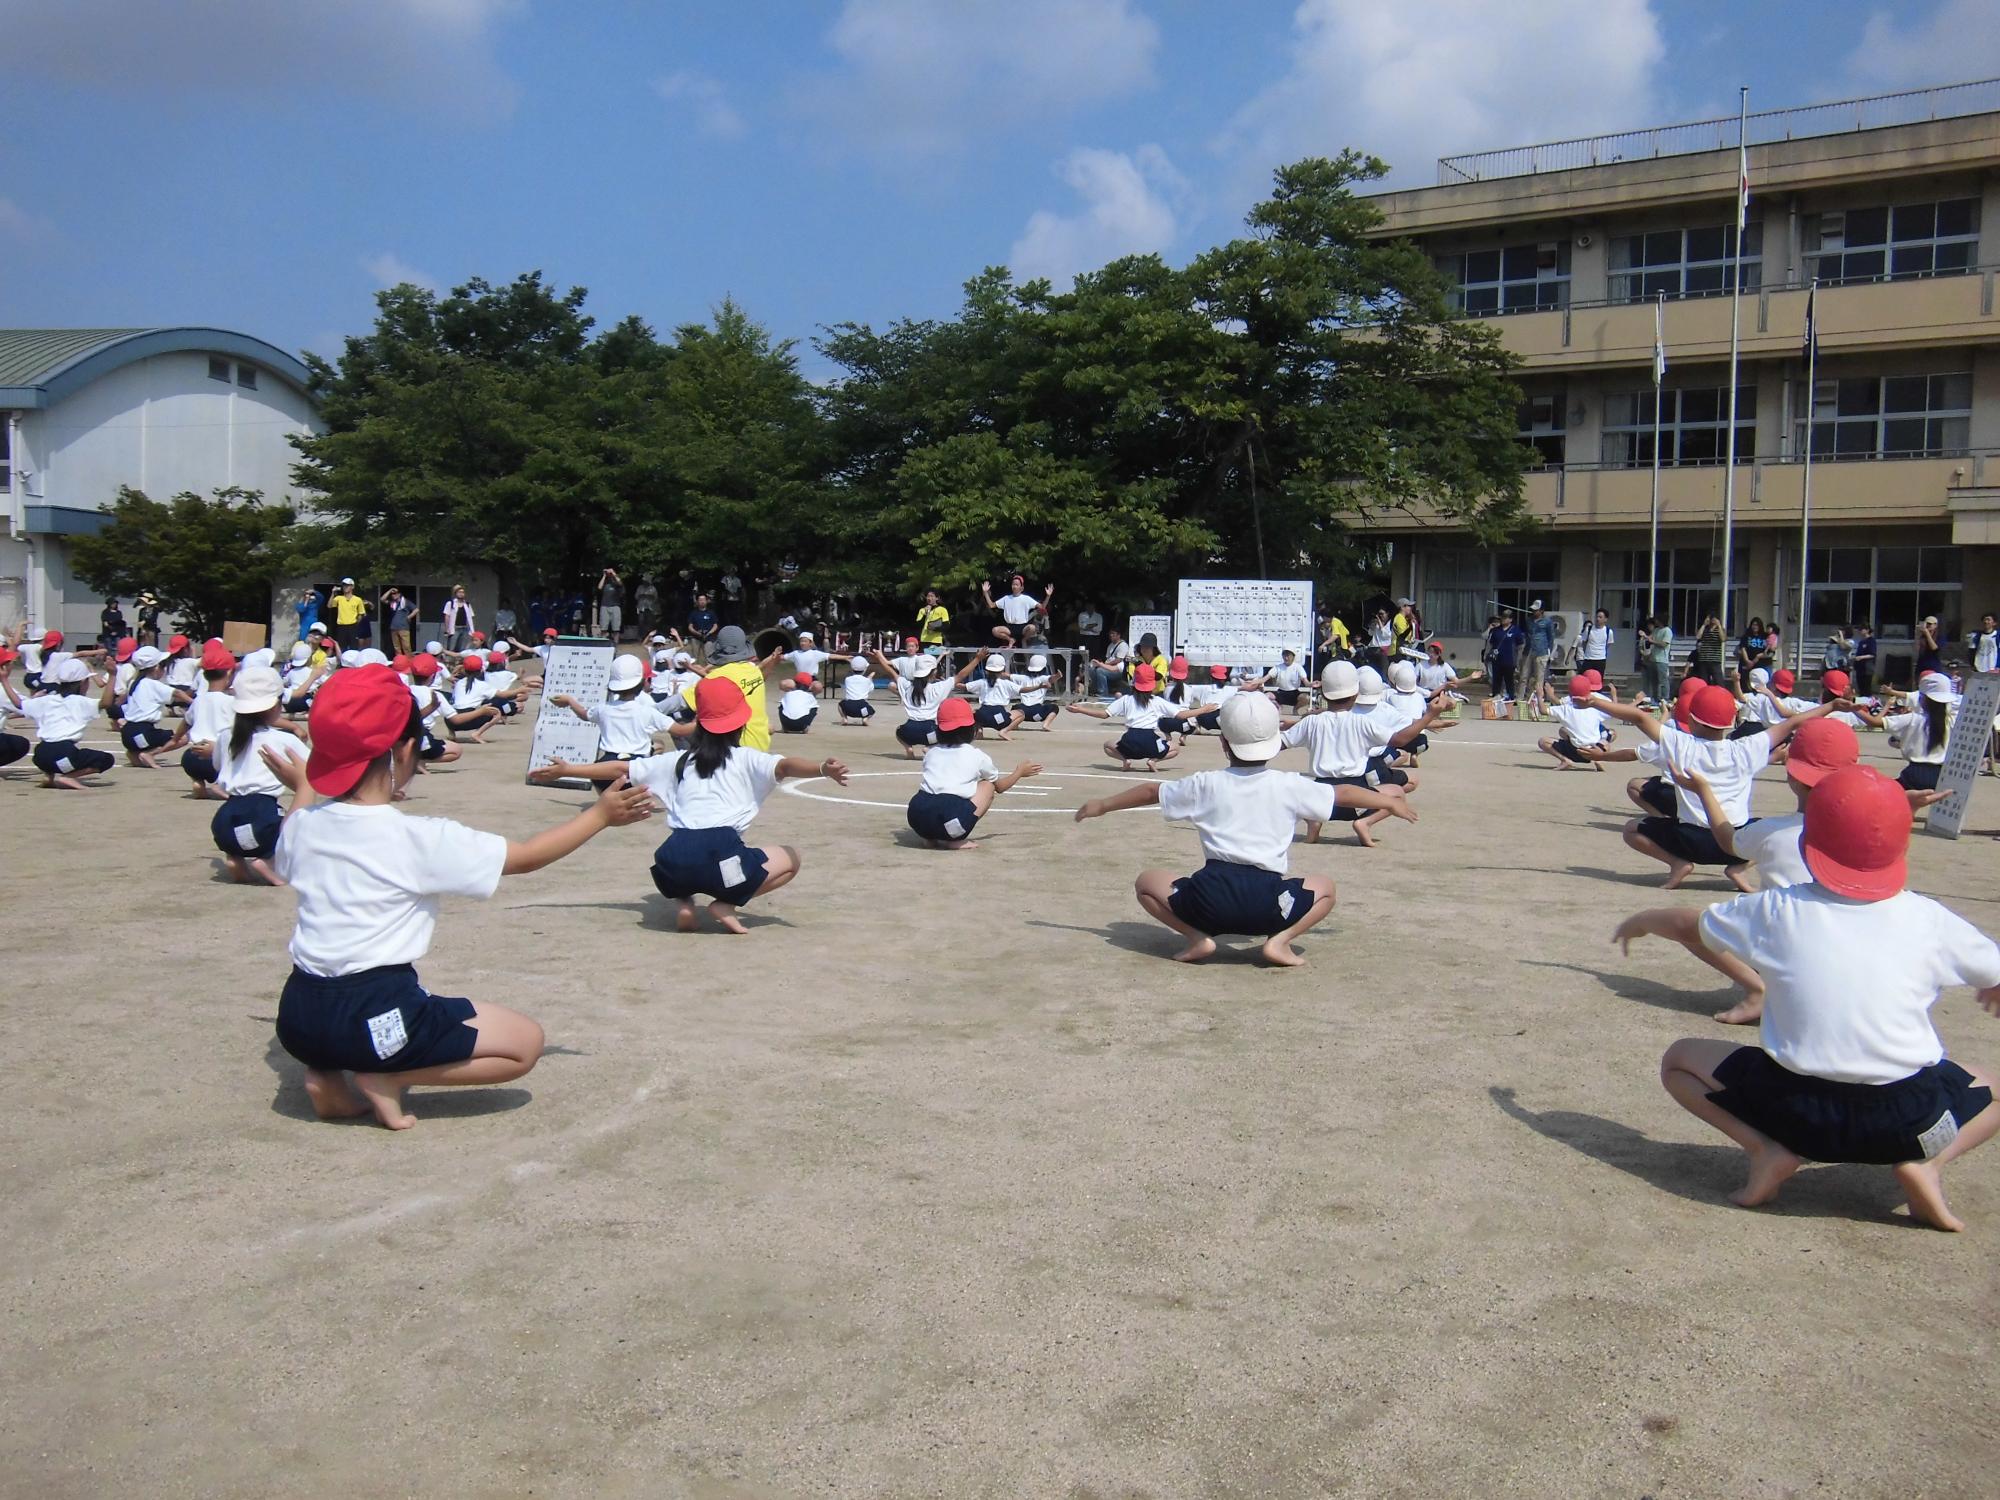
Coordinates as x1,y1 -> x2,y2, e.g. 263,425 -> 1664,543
263,664 -> 654,1129
405,654 -> 461,768
868,646 -> 982,759
441,654 -> 504,742
1064,663 -> 1181,771
1537,674 -> 1615,770
905,698 -> 1042,849
777,671 -> 821,734
178,641 -> 240,794
1617,765 -> 2000,1230
532,675 -> 849,934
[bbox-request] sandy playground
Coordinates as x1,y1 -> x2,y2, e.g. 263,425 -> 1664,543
3,702 -> 1997,1498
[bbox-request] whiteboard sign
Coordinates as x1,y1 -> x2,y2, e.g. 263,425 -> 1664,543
1175,579 -> 1315,667
1923,671 -> 2000,839
525,637 -> 616,784
1128,614 -> 1173,655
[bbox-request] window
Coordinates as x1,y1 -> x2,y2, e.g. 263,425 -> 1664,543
1799,544 -> 1962,642
1796,372 -> 1970,460
235,364 -> 258,390
1601,385 -> 1756,467
1805,198 -> 1979,284
1517,389 -> 1566,467
1599,547 -> 1748,640
207,356 -> 230,383
1421,548 -> 1559,635
1441,240 -> 1570,316
1608,223 -> 1761,303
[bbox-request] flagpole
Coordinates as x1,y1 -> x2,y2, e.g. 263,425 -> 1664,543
1719,85 -> 1748,638
1798,277 -> 1818,674
1649,290 -> 1665,622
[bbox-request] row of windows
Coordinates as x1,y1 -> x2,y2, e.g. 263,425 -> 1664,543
207,356 -> 259,390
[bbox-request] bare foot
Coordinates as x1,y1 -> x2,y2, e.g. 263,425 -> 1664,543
1725,863 -> 1755,893
1713,996 -> 1764,1026
247,857 -> 286,887
708,901 -> 748,934
225,855 -> 251,884
1259,937 -> 1307,967
1660,860 -> 1695,891
675,901 -> 698,932
303,1068 -> 371,1120
1729,1141 -> 1801,1207
937,839 -> 981,851
1171,936 -> 1218,963
1353,823 -> 1376,848
350,1073 -> 417,1130
51,774 -> 86,790
1893,1160 -> 1964,1231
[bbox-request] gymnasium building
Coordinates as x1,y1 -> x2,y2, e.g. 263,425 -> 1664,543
1371,78 -> 2000,683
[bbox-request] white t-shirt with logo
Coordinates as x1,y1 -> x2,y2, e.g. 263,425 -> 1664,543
1638,724 -> 1773,826
276,802 -> 508,977
1281,708 -> 1394,778
629,746 -> 781,832
1732,812 -> 1812,889
1700,885 -> 2000,1084
919,743 -> 1000,798
1157,766 -> 1337,875
218,725 -> 306,798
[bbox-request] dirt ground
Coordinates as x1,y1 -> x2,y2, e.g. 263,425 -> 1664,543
4,695 -> 1998,1499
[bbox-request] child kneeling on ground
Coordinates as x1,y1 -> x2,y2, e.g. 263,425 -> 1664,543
1614,764 -> 1999,1231
267,665 -> 653,1129
905,698 -> 1041,849
1073,692 -> 1415,966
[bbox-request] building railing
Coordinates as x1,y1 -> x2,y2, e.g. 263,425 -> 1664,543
1437,78 -> 2000,185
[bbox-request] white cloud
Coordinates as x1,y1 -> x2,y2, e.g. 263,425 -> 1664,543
801,0 -> 1160,158
1214,0 -> 1665,196
1010,145 -> 1190,287
362,252 -> 439,293
5,0 -> 524,121
1847,0 -> 2000,87
654,70 -> 747,140
0,196 -> 54,244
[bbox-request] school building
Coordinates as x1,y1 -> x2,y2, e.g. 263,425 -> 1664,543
1369,77 -> 2000,683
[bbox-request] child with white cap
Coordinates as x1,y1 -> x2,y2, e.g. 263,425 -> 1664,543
1015,653 -> 1058,729
971,653 -> 1023,740
784,631 -> 831,684
1882,672 -> 1954,792
549,654 -> 676,776
110,645 -> 190,766
210,665 -> 308,884
777,673 -> 820,734
869,645 -> 981,758
1074,693 -> 1416,965
282,639 -> 330,716
1283,660 -> 1451,845
1266,649 -> 1307,710
1063,662 -> 1180,771
0,657 -> 115,788
905,698 -> 1043,848
837,655 -> 877,724
1377,661 -> 1433,765
1618,765 -> 2000,1230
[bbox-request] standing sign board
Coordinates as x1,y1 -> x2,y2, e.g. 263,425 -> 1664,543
1128,614 -> 1174,656
1922,671 -> 2000,839
525,637 -> 616,784
1175,579 -> 1315,668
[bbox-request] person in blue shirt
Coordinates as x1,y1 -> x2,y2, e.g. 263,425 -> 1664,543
1852,623 -> 1878,696
1487,609 -> 1525,704
293,585 -> 322,643
1521,600 -> 1558,720
686,592 -> 720,662
528,596 -> 547,637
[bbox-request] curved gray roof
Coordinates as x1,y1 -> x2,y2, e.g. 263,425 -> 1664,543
0,327 -> 315,407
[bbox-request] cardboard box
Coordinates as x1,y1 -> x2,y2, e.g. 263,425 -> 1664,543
221,620 -> 268,655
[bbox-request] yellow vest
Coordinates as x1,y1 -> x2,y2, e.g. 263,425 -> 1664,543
684,660 -> 772,751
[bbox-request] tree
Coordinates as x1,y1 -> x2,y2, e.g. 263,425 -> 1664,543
71,486 -> 295,637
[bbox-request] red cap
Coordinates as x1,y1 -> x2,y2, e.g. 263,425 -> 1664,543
695,674 -> 752,732
306,665 -> 415,797
904,636 -> 919,649
470,631 -> 486,644
1672,676 -> 1702,731
390,653 -> 412,675
1821,669 -> 1851,697
542,627 -> 558,639
411,652 -> 439,678
0,647 -> 16,665
457,654 -> 485,674
639,656 -> 654,682
1168,655 -> 1189,681
201,640 -> 237,673
795,672 -> 816,689
113,636 -> 137,662
1690,684 -> 1738,730
1132,664 -> 1158,692
1802,765 -> 1910,901
1580,669 -> 1603,690
936,698 -> 974,732
1210,664 -> 1229,681
1786,717 -> 1860,788
41,630 -> 62,648
1567,673 -> 1593,701
487,650 -> 508,668
167,634 -> 190,653
1772,668 -> 1796,694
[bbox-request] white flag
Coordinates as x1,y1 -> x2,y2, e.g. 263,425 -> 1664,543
1737,136 -> 1751,232
1653,295 -> 1667,385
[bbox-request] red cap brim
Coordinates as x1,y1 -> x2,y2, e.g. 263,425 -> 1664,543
1802,838 -> 1904,901
305,746 -> 373,798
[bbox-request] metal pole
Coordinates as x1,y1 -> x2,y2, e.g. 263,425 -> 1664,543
1648,291 -> 1664,621
1798,277 -> 1818,673
1719,86 -> 1748,637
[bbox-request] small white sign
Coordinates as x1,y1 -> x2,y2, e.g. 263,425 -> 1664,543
525,637 -> 616,783
1923,671 -> 2000,839
1128,614 -> 1174,655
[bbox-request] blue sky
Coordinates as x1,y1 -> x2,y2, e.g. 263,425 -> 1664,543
4,1 -> 1995,382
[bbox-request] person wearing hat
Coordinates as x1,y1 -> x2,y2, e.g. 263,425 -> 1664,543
671,626 -> 786,752
261,665 -> 652,1127
969,652 -> 1024,740
398,653 -> 462,769
328,578 -> 370,652
784,631 -> 831,685
0,645 -> 26,768
904,698 -> 1043,848
439,654 -> 504,742
1376,660 -> 1439,767
830,654 -> 878,724
0,656 -> 114,788
1283,660 -> 1452,846
1416,640 -> 1481,710
1073,692 -> 1415,965
889,635 -> 925,679
438,584 -> 474,654
1520,601 -> 1557,719
1618,765 -> 2000,1230
179,641 -> 241,793
1390,598 -> 1421,663
108,644 -> 191,766
381,586 -> 414,656
867,643 -> 982,758
292,584 -> 322,647
545,654 -> 674,778
1265,649 -> 1307,711
777,673 -> 821,734
982,573 -> 1053,647
1871,672 -> 1957,794
1064,662 -> 1180,772
207,666 -> 308,883
282,640 -> 331,716
476,648 -> 528,717
1013,653 -> 1059,729
135,591 -> 161,647
1189,663 -> 1240,734
1537,674 -> 1616,771
161,632 -> 200,697
533,674 -> 849,934
1592,680 -> 1853,889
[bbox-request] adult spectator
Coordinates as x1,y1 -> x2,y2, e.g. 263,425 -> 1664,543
1824,626 -> 1853,678
1642,615 -> 1674,705
1366,608 -> 1393,673
916,588 -> 951,655
1852,623 -> 1878,695
1916,615 -> 1943,676
528,595 -> 548,637
293,585 -> 322,646
1090,629 -> 1132,695
1075,601 -> 1105,661
718,569 -> 745,626
1391,598 -> 1420,661
984,574 -> 1053,645
494,600 -> 517,638
440,584 -> 474,653
382,587 -> 414,655
686,591 -> 720,662
1736,616 -> 1773,689
1318,608 -> 1351,667
329,578 -> 370,651
1486,609 -> 1524,704
597,567 -> 625,641
1968,613 -> 1999,675
1521,600 -> 1557,710
135,591 -> 161,648
98,597 -> 127,652
633,575 -> 660,638
1578,608 -> 1616,699
1690,613 -> 1726,685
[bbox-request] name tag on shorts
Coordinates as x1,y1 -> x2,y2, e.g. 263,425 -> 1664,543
1918,1110 -> 1959,1160
718,855 -> 745,889
233,822 -> 261,851
944,818 -> 966,838
368,1008 -> 409,1061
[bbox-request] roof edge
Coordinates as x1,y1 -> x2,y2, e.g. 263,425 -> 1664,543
5,328 -> 315,408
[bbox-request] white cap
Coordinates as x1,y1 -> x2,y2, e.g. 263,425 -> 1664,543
1218,693 -> 1282,761
1918,672 -> 1955,702
850,655 -> 869,673
649,633 -> 667,645
307,622 -> 327,635
54,658 -> 90,684
798,630 -> 814,642
1530,598 -> 1544,610
653,649 -> 675,666
985,653 -> 1007,671
358,648 -> 389,667
289,641 -> 311,664
674,651 -> 693,668
1321,660 -> 1359,699
242,647 -> 276,671
1749,667 -> 1770,689
1355,666 -> 1385,705
608,655 -> 644,691
424,640 -> 444,655
910,655 -> 937,679
1028,654 -> 1047,671
132,645 -> 168,669
340,576 -> 355,586
232,665 -> 283,713
339,650 -> 361,668
1388,661 -> 1417,693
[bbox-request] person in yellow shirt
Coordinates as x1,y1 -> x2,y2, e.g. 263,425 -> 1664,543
916,589 -> 951,653
328,577 -> 370,651
1320,612 -> 1351,661
673,626 -> 784,751
1391,598 -> 1420,661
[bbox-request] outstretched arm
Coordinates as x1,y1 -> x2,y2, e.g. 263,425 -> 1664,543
951,653 -> 983,687
530,757 -> 641,784
776,754 -> 850,785
1612,906 -> 1705,954
995,760 -> 1043,794
1592,694 -> 1664,742
1766,697 -> 1849,748
1074,782 -> 1161,821
504,780 -> 654,874
1065,700 -> 1111,719
1387,694 -> 1456,748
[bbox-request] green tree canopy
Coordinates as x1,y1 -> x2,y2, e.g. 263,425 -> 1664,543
70,486 -> 294,638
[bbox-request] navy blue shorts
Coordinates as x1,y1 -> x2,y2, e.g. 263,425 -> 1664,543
1899,762 -> 1942,792
896,718 -> 939,747
1399,731 -> 1430,756
1194,710 -> 1221,731
1020,702 -> 1057,722
211,792 -> 284,859
1370,762 -> 1410,788
1314,771 -> 1375,822
1167,860 -> 1315,937
908,789 -> 981,843
839,700 -> 875,719
33,739 -> 114,779
121,721 -> 176,753
651,826 -> 769,903
1273,690 -> 1302,709
1637,814 -> 1753,865
0,732 -> 26,767
284,694 -> 314,715
974,704 -> 1014,730
1551,737 -> 1590,763
1114,727 -> 1169,761
1710,1048 -> 1992,1165
1159,714 -> 1193,736
277,964 -> 479,1074
779,710 -> 817,732
1636,775 -> 1675,815
181,746 -> 218,784
418,730 -> 449,761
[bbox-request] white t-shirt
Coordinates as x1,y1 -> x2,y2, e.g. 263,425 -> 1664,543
779,688 -> 818,720
977,677 -> 1017,708
121,676 -> 178,725
1700,885 -> 2000,1084
451,676 -> 493,711
588,694 -> 675,756
13,690 -> 99,742
1580,623 -> 1614,659
786,648 -> 831,679
1368,621 -> 1393,649
1380,688 -> 1428,729
1269,663 -> 1306,691
1732,812 -> 1811,889
1157,766 -> 1337,875
1887,709 -> 1947,764
410,682 -> 447,728
997,593 -> 1039,626
184,689 -> 236,745
1550,700 -> 1610,747
113,661 -> 136,699
919,743 -> 1000,798
1016,673 -> 1051,707
1744,694 -> 1783,726
842,670 -> 875,703
1280,708 -> 1394,778
897,677 -> 948,722
1417,662 -> 1459,693
1099,641 -> 1132,668
166,656 -> 199,691
217,725 -> 305,798
1107,693 -> 1163,731
283,663 -> 319,698
628,746 -> 781,832
1778,695 -> 1815,719
1638,724 -> 1772,826
486,669 -> 519,696
277,802 -> 507,977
